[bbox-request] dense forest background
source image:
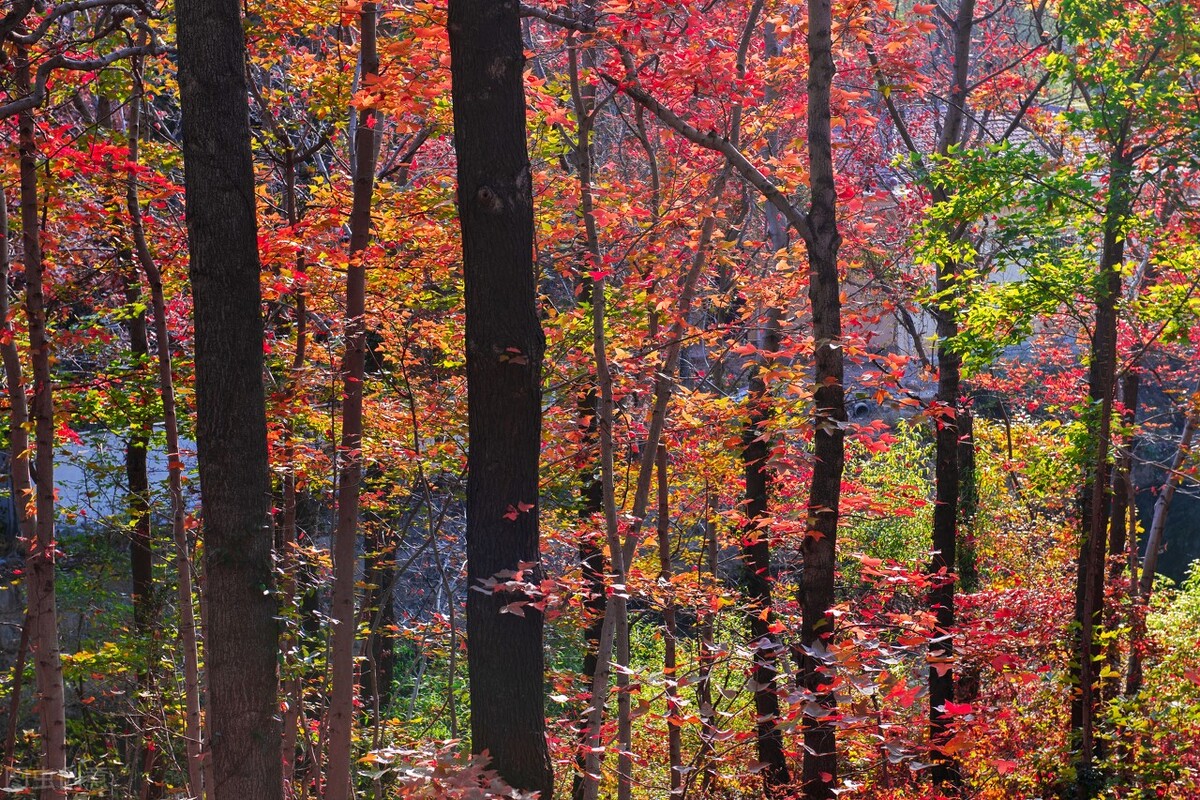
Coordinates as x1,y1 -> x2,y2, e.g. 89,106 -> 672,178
1,0 -> 1199,797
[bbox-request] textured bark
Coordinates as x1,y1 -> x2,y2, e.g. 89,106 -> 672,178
741,306 -> 789,795
925,0 -> 974,784
741,13 -> 790,793
798,0 -> 845,794
176,0 -> 281,794
327,7 -> 380,798
1071,147 -> 1130,796
448,0 -> 553,792
16,47 -> 68,800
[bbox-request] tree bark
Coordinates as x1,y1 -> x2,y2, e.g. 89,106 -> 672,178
741,305 -> 790,795
1071,146 -> 1131,797
326,6 -> 381,798
176,0 -> 282,794
448,0 -> 553,792
741,13 -> 790,793
798,0 -> 845,794
0,187 -> 39,797
16,46 -> 68,800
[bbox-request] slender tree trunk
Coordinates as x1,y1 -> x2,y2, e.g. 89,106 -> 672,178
448,1 -> 553,792
1138,410 -> 1194,597
0,188 -> 37,796
1108,374 -> 1139,567
126,65 -> 208,798
326,7 -> 380,798
119,54 -> 164,798
122,267 -> 158,797
15,47 -> 68,800
741,14 -> 790,793
741,305 -> 789,795
176,0 -> 282,793
924,0 -> 974,785
695,492 -> 720,796
566,15 -> 610,796
1071,146 -> 1130,797
578,181 -> 728,800
1124,400 -> 1195,701
277,148 -> 309,800
654,446 -> 684,796
798,0 -> 845,794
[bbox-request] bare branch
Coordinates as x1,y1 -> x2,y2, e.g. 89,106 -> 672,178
599,72 -> 812,241
519,2 -> 594,33
1,42 -> 168,120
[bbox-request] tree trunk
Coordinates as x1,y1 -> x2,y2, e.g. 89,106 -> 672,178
447,0 -> 553,792
566,15 -> 610,796
0,187 -> 38,797
16,47 -> 68,800
741,305 -> 790,795
326,7 -> 381,798
1138,409 -> 1195,598
798,0 -> 845,794
1071,146 -> 1130,797
654,446 -> 684,796
176,0 -> 282,794
742,14 -> 791,792
126,59 -> 208,799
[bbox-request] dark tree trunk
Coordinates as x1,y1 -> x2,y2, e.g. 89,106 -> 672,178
1071,147 -> 1130,797
176,0 -> 281,795
925,0 -> 974,784
123,269 -> 160,800
447,0 -> 552,793
741,308 -> 789,795
16,47 -> 68,798
1109,372 -> 1139,565
327,6 -> 380,797
957,402 -> 979,594
929,287 -> 961,786
125,274 -> 154,638
798,0 -> 845,795
655,445 -> 683,795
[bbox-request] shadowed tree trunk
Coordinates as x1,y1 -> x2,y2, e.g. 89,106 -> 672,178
741,304 -> 790,795
798,0 -> 845,794
176,0 -> 281,795
447,0 -> 553,793
740,10 -> 790,794
15,45 -> 68,800
327,5 -> 380,798
1071,147 -> 1131,797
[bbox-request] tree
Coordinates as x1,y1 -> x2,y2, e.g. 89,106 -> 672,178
15,44 -> 67,800
446,0 -> 553,793
326,5 -> 381,798
175,0 -> 281,796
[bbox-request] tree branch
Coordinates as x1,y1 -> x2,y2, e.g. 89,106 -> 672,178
1,42 -> 168,120
599,72 -> 812,241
